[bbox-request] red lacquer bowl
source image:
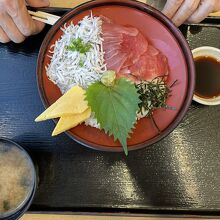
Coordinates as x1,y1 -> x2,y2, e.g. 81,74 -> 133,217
37,0 -> 195,152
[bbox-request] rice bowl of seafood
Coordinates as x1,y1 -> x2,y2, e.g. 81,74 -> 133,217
36,0 -> 195,154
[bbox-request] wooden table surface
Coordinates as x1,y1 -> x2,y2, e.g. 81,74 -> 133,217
21,214 -> 217,220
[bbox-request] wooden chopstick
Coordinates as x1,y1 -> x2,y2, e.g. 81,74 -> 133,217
28,6 -> 220,27
28,10 -> 60,25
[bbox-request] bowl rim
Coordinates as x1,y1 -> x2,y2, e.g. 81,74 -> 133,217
37,0 -> 195,152
0,137 -> 37,219
192,46 -> 220,106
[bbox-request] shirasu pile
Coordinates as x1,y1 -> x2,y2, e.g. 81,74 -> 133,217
46,14 -> 106,93
46,14 -> 107,128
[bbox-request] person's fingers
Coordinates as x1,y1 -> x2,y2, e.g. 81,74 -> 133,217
187,0 -> 215,23
0,12 -> 25,43
162,0 -> 184,19
214,0 -> 220,12
26,0 -> 50,8
7,0 -> 45,37
25,0 -> 49,35
172,0 -> 201,26
0,27 -> 10,43
32,20 -> 45,35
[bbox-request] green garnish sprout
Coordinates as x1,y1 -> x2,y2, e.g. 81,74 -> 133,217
66,38 -> 92,54
79,60 -> 84,67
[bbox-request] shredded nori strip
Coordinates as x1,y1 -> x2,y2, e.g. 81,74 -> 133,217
136,76 -> 177,133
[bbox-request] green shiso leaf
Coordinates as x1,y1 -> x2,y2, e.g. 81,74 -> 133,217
86,73 -> 140,155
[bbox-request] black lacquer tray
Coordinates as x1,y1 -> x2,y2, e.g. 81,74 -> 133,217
0,10 -> 220,217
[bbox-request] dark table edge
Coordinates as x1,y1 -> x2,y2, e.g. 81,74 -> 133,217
28,206 -> 220,217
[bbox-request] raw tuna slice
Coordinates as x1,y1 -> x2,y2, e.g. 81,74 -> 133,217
129,51 -> 169,81
106,53 -> 127,73
147,45 -> 159,56
102,20 -> 169,82
121,32 -> 148,68
102,22 -> 147,73
102,22 -> 139,37
117,72 -> 140,83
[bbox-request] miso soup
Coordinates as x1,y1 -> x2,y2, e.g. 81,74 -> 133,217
0,139 -> 35,218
